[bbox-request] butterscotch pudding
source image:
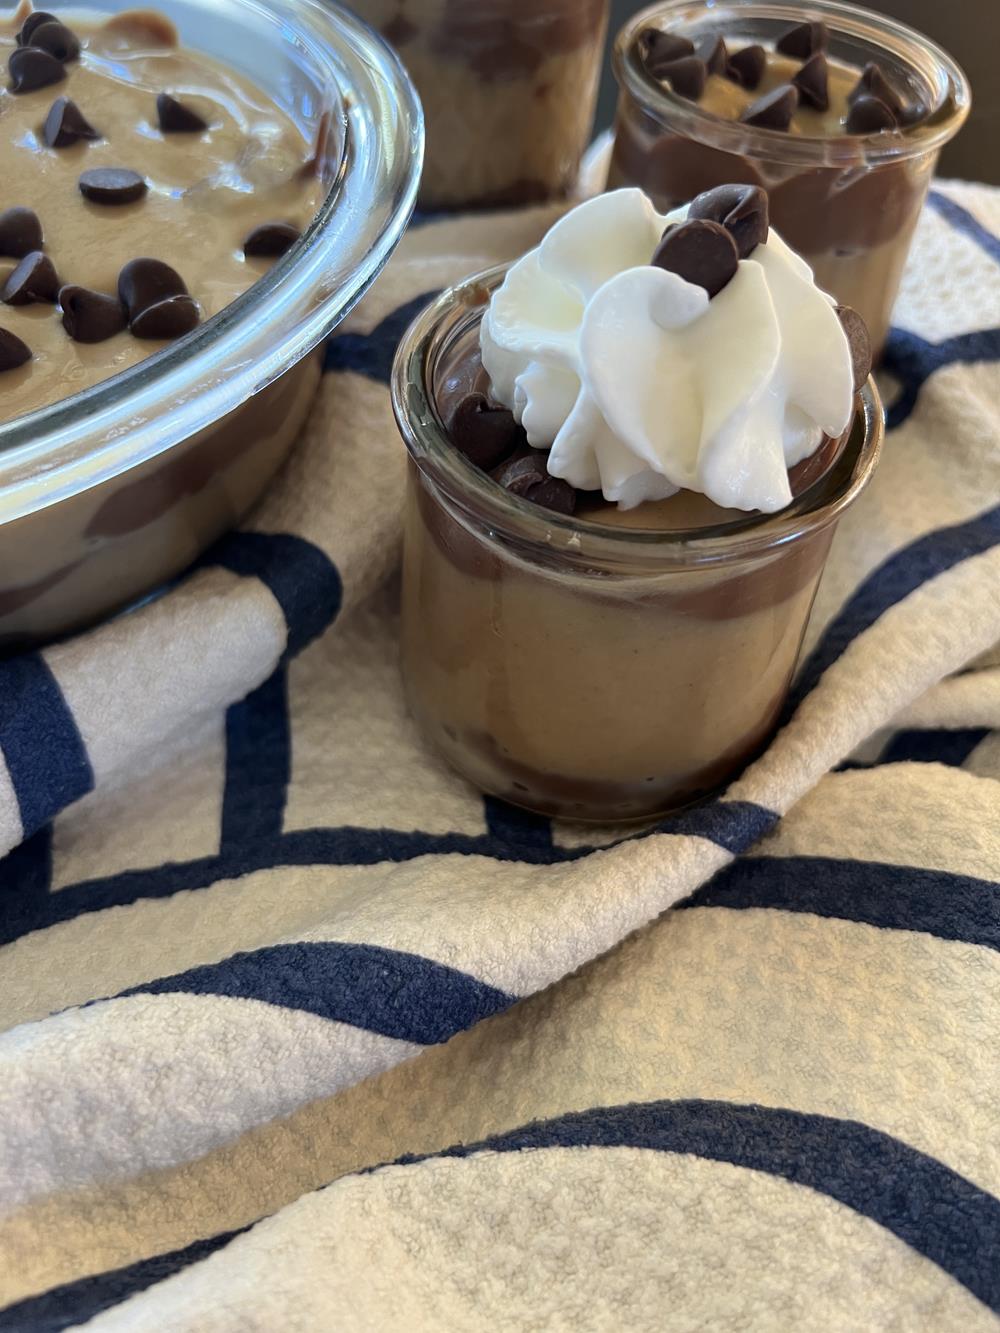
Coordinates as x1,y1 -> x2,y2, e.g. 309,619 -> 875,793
394,188 -> 883,822
0,0 -> 420,650
0,4 -> 323,422
352,0 -> 609,209
608,1 -> 970,357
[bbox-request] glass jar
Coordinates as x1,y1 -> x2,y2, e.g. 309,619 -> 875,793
393,266 -> 884,823
0,0 -> 422,650
608,0 -> 970,357
351,0 -> 609,210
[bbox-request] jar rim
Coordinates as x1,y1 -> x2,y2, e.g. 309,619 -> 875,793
0,0 -> 423,522
391,262 -> 885,574
613,0 -> 971,168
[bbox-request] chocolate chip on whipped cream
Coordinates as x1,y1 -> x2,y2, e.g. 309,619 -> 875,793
0,207 -> 43,258
0,327 -> 32,371
59,285 -> 128,343
652,219 -> 738,297
688,184 -> 768,258
43,96 -> 100,147
2,251 -> 59,305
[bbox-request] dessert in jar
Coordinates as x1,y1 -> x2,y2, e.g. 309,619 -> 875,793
607,0 -> 970,357
394,187 -> 883,822
352,0 -> 609,209
0,0 -> 420,648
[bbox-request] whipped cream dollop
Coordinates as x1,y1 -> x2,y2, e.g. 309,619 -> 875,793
480,188 -> 856,512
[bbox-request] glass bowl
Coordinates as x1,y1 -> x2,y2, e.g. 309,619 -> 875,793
0,0 -> 423,649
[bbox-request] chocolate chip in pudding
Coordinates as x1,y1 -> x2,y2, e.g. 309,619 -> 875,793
0,4 -> 324,421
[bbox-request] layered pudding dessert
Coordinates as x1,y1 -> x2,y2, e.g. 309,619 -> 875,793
608,1 -> 970,356
353,0 -> 609,209
395,187 -> 882,821
0,4 -> 323,423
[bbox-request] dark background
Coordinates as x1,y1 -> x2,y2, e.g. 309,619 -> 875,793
595,0 -> 995,182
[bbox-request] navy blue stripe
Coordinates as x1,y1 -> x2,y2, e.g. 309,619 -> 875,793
0,800 -> 774,947
0,653 -> 93,840
881,326 -> 1000,429
406,1100 -> 1000,1314
786,503 -> 1000,715
680,855 -> 1000,952
483,796 -> 554,850
0,1229 -> 244,1332
115,940 -> 514,1045
878,726 -> 989,768
928,190 -> 1000,267
323,290 -> 440,383
202,531 -> 342,661
220,668 -> 290,849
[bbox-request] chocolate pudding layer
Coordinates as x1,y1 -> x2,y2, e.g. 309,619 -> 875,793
353,0 -> 609,209
608,3 -> 970,356
394,206 -> 882,821
0,4 -> 323,424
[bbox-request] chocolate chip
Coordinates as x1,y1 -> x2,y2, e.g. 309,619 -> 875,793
793,51 -> 829,111
740,84 -> 799,130
848,62 -> 904,118
775,20 -> 827,59
727,44 -> 766,89
43,96 -> 100,147
78,168 -> 148,205
657,56 -> 707,101
130,294 -> 200,339
836,305 -> 872,390
640,29 -> 694,73
28,20 -> 80,62
59,285 -> 127,342
447,393 -> 523,472
492,450 -> 576,515
2,251 -> 59,305
0,207 -> 43,258
698,35 -> 728,76
156,92 -> 208,133
845,94 -> 897,134
118,257 -> 188,323
688,183 -> 769,258
8,45 -> 65,93
243,222 -> 301,258
652,219 -> 740,298
0,328 -> 32,372
17,11 -> 56,43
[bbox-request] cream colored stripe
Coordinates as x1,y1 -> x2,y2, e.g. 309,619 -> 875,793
731,546 -> 1000,814
86,1151 -> 996,1333
3,908 -> 996,1306
0,830 -> 726,1029
753,762 -> 1000,879
0,747 -> 22,863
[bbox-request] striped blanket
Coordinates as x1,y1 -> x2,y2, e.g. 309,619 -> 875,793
0,181 -> 998,1331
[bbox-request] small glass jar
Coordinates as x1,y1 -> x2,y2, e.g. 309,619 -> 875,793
393,267 -> 883,823
608,0 -> 970,357
0,0 -> 421,650
352,0 -> 610,210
